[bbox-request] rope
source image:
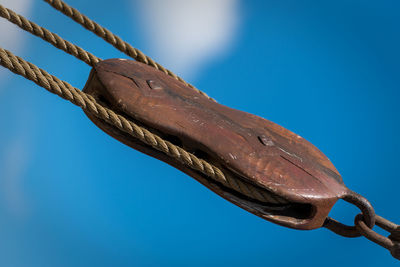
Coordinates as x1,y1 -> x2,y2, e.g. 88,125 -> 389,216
43,0 -> 215,101
0,4 -> 100,67
2,3 -> 399,261
0,47 -> 279,204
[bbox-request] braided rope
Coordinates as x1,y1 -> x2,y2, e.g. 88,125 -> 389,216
0,4 -> 100,67
43,0 -> 215,101
0,47 -> 283,204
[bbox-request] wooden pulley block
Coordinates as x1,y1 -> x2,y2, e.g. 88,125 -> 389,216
83,58 -> 350,230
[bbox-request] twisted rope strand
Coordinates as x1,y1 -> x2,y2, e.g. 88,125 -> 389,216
0,47 -> 282,204
0,4 -> 100,67
43,0 -> 215,101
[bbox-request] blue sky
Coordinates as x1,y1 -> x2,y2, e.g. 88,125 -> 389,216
0,0 -> 399,266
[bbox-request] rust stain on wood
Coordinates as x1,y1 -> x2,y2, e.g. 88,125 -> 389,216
83,58 -> 349,230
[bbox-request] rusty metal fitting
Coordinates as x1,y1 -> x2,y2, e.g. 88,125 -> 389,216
323,191 -> 375,237
355,214 -> 400,260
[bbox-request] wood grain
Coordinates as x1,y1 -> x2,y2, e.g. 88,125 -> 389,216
82,58 -> 349,230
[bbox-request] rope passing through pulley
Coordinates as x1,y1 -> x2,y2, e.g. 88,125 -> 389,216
0,0 -> 398,261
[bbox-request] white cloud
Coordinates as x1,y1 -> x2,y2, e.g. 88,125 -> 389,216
0,0 -> 33,81
0,0 -> 33,217
0,0 -> 32,49
136,0 -> 239,79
